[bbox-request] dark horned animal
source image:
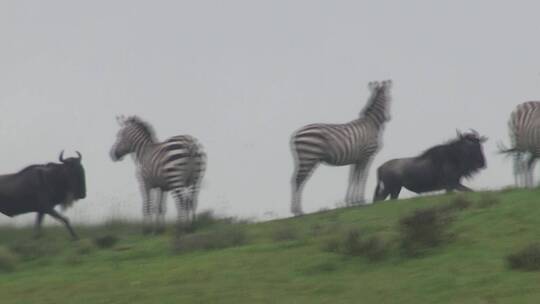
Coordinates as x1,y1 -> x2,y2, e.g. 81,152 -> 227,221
0,151 -> 86,239
373,130 -> 487,202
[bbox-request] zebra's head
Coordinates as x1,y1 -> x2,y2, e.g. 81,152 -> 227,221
363,79 -> 392,123
110,116 -> 156,161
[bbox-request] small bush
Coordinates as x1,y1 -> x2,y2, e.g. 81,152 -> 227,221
173,225 -> 248,253
507,243 -> 540,271
340,229 -> 388,261
342,230 -> 363,256
64,253 -> 83,266
10,240 -> 61,261
399,206 -> 453,257
441,195 -> 472,213
272,225 -> 299,242
360,236 -> 388,262
0,246 -> 18,272
302,261 -> 337,275
93,235 -> 119,249
322,238 -> 341,253
477,193 -> 501,209
75,239 -> 96,255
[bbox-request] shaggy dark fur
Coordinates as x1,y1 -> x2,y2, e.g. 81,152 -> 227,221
373,131 -> 487,202
0,151 -> 86,239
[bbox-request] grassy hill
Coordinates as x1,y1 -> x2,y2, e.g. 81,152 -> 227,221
1,189 -> 540,303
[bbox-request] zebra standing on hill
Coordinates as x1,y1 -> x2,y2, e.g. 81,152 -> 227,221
110,116 -> 206,232
290,80 -> 392,215
501,101 -> 540,188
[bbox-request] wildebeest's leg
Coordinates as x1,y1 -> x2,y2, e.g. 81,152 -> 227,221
46,209 -> 78,240
154,190 -> 166,234
455,184 -> 473,192
291,160 -> 319,216
389,187 -> 402,200
34,212 -> 45,238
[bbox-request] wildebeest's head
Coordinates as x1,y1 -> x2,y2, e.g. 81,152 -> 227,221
110,116 -> 156,161
419,129 -> 488,179
453,129 -> 488,174
59,150 -> 86,200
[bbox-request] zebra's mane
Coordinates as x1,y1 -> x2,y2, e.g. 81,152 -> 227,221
359,81 -> 390,121
124,116 -> 157,142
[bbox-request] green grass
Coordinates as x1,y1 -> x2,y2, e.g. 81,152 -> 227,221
1,189 -> 540,303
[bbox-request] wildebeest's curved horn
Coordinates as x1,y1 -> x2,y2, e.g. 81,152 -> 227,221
469,128 -> 480,137
76,151 -> 82,161
59,150 -> 65,163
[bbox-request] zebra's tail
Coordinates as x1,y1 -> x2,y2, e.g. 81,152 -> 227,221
373,169 -> 385,202
497,141 -> 520,156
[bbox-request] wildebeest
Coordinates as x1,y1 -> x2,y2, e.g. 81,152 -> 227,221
373,130 -> 487,202
0,151 -> 86,239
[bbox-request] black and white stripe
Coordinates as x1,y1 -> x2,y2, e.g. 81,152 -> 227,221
290,80 -> 392,215
111,116 -> 206,232
506,101 -> 540,187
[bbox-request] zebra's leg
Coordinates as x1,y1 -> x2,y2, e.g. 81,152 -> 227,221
345,165 -> 360,206
356,158 -> 374,204
155,190 -> 167,234
291,160 -> 319,216
526,155 -> 537,188
138,181 -> 153,234
346,159 -> 371,205
173,188 -> 190,233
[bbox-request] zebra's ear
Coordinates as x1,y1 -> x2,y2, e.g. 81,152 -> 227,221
383,79 -> 392,88
368,81 -> 379,91
116,115 -> 125,125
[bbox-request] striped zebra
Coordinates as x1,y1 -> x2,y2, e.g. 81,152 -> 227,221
110,116 -> 206,232
290,80 -> 392,215
501,101 -> 540,188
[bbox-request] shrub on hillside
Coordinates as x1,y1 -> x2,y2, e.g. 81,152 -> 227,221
75,239 -> 96,255
477,193 -> 501,209
0,246 -> 19,272
272,225 -> 299,242
93,235 -> 119,249
440,195 -> 472,213
341,230 -> 387,261
399,206 -> 454,257
173,225 -> 248,253
10,239 -> 61,261
507,243 -> 540,271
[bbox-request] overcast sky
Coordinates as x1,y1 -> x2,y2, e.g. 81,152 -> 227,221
1,1 -> 540,225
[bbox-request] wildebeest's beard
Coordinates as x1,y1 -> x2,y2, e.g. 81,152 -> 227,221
442,136 -> 487,178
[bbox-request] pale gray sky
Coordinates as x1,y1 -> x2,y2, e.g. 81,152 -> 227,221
1,1 -> 539,225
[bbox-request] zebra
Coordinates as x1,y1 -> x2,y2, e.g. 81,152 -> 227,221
290,80 -> 392,215
500,101 -> 540,188
110,116 -> 206,232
